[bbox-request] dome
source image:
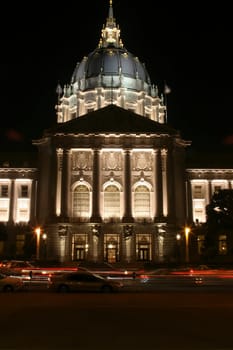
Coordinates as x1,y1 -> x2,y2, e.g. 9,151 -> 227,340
56,1 -> 164,124
71,46 -> 151,92
70,2 -> 152,93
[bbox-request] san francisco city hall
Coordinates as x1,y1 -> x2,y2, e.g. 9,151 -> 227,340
0,1 -> 232,264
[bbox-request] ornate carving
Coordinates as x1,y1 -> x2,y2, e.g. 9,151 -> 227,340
103,151 -> 121,170
133,152 -> 152,170
72,151 -> 91,170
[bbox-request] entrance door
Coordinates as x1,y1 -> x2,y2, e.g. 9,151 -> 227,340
138,245 -> 149,261
75,247 -> 85,261
106,246 -> 117,263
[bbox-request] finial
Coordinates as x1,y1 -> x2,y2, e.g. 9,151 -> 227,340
100,0 -> 122,48
108,0 -> 113,19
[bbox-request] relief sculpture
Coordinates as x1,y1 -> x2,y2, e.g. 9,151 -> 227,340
103,152 -> 121,170
133,152 -> 152,170
72,152 -> 91,170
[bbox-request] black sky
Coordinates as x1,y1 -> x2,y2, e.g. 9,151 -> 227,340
1,0 -> 232,152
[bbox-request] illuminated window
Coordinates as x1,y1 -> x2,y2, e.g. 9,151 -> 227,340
134,185 -> 150,218
219,235 -> 227,255
0,208 -> 8,222
193,185 -> 203,199
104,185 -> 120,218
73,185 -> 90,218
16,199 -> 30,222
194,207 -> 205,224
0,182 -> 10,221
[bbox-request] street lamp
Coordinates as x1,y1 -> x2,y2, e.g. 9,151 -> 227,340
184,226 -> 191,263
42,233 -> 47,260
176,233 -> 181,262
35,227 -> 41,260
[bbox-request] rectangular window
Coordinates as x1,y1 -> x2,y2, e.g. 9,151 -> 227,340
16,199 -> 30,222
73,192 -> 90,218
104,192 -> 120,218
193,186 -> 203,199
0,185 -> 9,198
21,185 -> 28,198
194,207 -> 205,224
0,209 -> 8,221
134,193 -> 150,218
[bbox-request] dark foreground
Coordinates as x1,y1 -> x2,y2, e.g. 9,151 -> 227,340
0,290 -> 233,350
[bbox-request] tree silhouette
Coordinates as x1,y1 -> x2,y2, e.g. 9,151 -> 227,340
206,189 -> 233,229
204,189 -> 233,259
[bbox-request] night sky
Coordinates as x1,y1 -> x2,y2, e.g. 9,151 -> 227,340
1,0 -> 232,153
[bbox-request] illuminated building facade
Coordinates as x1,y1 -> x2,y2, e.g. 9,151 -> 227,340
0,1 -> 233,263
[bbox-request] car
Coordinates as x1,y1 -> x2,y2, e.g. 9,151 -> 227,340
77,261 -> 129,279
48,271 -> 124,293
0,260 -> 35,275
0,273 -> 24,292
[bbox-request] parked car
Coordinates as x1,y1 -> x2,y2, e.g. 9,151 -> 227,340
0,273 -> 23,292
48,271 -> 124,293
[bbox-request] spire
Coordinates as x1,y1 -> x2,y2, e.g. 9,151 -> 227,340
108,0 -> 114,25
99,0 -> 123,48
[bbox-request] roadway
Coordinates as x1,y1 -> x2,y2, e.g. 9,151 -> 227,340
0,290 -> 233,349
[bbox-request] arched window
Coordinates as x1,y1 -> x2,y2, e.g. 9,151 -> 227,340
73,185 -> 90,218
104,185 -> 120,219
134,185 -> 150,218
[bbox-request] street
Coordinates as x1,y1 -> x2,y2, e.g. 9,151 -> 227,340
0,290 -> 233,349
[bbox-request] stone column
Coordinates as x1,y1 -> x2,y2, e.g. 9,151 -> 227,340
166,147 -> 175,220
122,149 -> 133,222
155,149 -> 163,218
55,149 -> 63,217
48,147 -> 58,219
9,180 -> 15,223
208,180 -> 212,202
60,149 -> 70,219
186,180 -> 193,222
161,149 -> 168,217
91,149 -> 101,222
29,179 -> 37,224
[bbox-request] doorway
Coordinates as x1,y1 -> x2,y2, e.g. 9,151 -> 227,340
138,244 -> 149,261
106,245 -> 117,263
